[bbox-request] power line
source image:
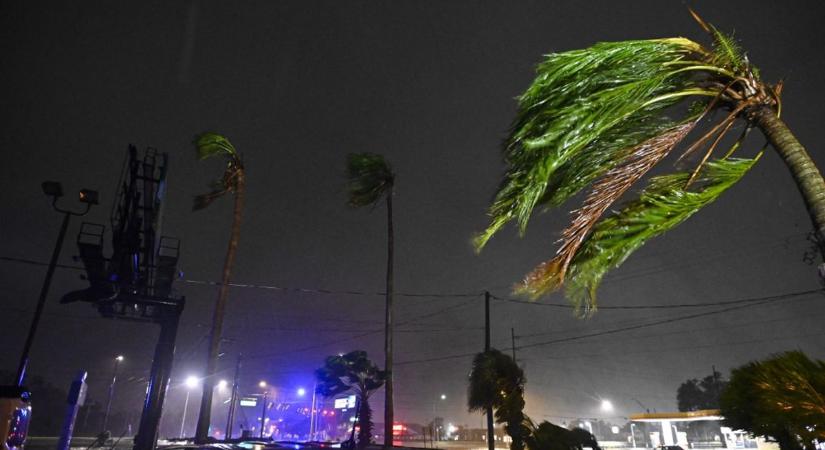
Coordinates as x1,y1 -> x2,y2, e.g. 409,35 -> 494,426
491,287 -> 822,312
0,255 -> 482,299
394,289 -> 820,366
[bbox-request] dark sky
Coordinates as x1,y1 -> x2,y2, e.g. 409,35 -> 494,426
2,0 -> 825,433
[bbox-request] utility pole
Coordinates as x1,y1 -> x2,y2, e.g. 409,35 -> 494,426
510,328 -> 516,362
484,291 -> 494,450
225,354 -> 242,440
260,391 -> 269,439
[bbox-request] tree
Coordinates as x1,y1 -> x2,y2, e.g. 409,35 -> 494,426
315,351 -> 387,449
677,369 -> 726,411
720,351 -> 824,450
474,10 -> 825,315
346,153 -> 396,447
467,349 -> 531,450
192,133 -> 246,443
525,421 -> 601,450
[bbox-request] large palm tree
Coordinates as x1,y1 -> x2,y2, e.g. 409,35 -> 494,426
468,349 -> 530,450
192,132 -> 246,442
720,351 -> 825,449
346,153 -> 396,447
316,351 -> 387,449
475,11 -> 825,316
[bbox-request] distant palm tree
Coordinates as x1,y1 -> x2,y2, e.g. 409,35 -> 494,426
191,132 -> 246,443
316,351 -> 387,449
721,351 -> 824,449
346,153 -> 396,447
475,11 -> 825,316
468,349 -> 530,450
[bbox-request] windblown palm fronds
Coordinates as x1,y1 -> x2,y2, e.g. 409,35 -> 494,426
193,132 -> 244,210
721,351 -> 825,447
347,153 -> 394,207
476,12 -> 785,314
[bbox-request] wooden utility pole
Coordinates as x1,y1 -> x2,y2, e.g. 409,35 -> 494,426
511,328 -> 516,362
485,291 -> 494,450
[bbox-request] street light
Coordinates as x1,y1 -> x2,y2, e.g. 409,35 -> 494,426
217,380 -> 229,391
102,355 -> 124,432
297,388 -> 306,397
15,181 -> 98,386
259,381 -> 267,388
180,376 -> 199,438
600,399 -> 613,413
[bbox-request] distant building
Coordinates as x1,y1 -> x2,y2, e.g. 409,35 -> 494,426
629,410 -> 777,450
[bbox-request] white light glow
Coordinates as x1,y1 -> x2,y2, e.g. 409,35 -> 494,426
185,376 -> 199,389
600,399 -> 614,412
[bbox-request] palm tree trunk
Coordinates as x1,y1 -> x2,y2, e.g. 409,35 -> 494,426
195,171 -> 245,443
754,107 -> 825,261
383,192 -> 394,448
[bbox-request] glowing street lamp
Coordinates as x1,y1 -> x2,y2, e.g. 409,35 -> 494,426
102,355 -> 124,432
180,376 -> 200,438
600,399 -> 614,413
217,379 -> 228,391
259,380 -> 267,388
297,388 -> 306,397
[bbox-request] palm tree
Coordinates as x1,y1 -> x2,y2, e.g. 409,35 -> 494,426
720,351 -> 824,449
191,132 -> 246,443
315,351 -> 387,449
475,11 -> 825,316
346,153 -> 396,447
467,349 -> 530,450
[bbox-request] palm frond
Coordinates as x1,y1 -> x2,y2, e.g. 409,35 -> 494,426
558,157 -> 759,316
476,38 -> 709,250
194,132 -> 238,160
517,123 -> 696,297
193,189 -> 228,211
346,153 -> 394,207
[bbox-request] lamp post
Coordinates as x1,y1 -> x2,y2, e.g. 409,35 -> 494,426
15,182 -> 98,386
432,394 -> 446,441
181,376 -> 199,438
102,355 -> 124,432
258,381 -> 270,440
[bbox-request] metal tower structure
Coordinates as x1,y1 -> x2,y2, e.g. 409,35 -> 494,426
62,145 -> 184,450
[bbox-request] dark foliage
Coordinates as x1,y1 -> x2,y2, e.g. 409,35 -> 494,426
315,351 -> 386,448
677,369 -> 726,411
720,351 -> 824,449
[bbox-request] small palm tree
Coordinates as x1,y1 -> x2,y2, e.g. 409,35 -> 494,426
191,132 -> 246,442
468,349 -> 530,450
720,351 -> 825,449
346,153 -> 396,447
316,351 -> 387,449
475,11 -> 825,316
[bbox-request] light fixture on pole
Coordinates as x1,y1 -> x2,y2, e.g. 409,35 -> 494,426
180,376 -> 199,438
15,181 -> 98,386
600,399 -> 614,413
102,355 -> 124,433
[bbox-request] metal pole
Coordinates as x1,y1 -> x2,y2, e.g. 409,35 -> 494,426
225,353 -> 242,440
102,357 -> 121,432
58,371 -> 88,450
15,211 -> 71,386
308,382 -> 317,441
180,390 -> 191,439
259,391 -> 268,439
630,423 -> 637,448
510,328 -> 516,361
484,291 -> 494,450
134,308 -> 183,450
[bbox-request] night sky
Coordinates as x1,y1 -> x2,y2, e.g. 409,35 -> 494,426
2,0 -> 824,434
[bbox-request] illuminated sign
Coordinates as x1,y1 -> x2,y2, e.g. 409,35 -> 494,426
333,395 -> 356,409
239,397 -> 258,407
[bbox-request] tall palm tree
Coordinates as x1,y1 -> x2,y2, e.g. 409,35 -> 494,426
475,11 -> 825,316
720,351 -> 825,449
468,349 -> 530,450
346,153 -> 396,447
192,132 -> 246,443
315,351 -> 387,449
